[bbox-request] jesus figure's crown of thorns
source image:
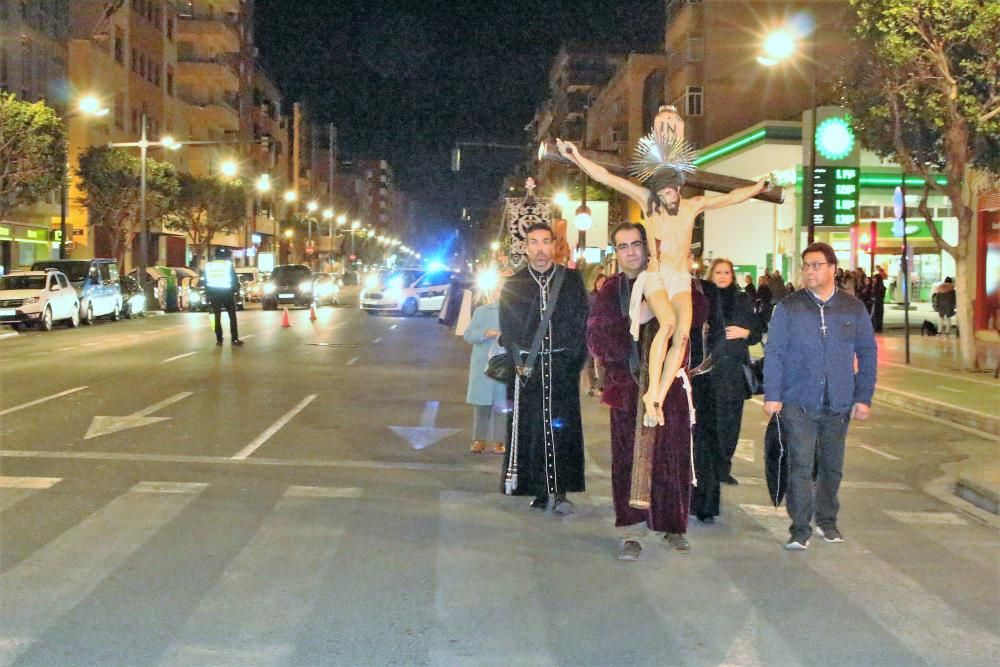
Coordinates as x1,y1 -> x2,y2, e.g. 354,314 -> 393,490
629,132 -> 697,188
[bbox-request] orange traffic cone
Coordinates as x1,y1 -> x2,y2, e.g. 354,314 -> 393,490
280,307 -> 292,328
309,303 -> 318,322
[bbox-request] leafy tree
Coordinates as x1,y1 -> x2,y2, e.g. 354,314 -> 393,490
164,173 -> 248,266
840,0 -> 1000,370
0,92 -> 66,217
76,146 -> 180,269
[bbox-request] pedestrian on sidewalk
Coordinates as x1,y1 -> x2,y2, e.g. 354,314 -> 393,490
587,222 -> 697,557
743,273 -> 757,302
932,277 -> 957,336
755,275 -> 773,333
763,242 -> 877,550
499,223 -> 589,515
464,279 -> 508,455
871,268 -> 887,332
202,247 -> 243,346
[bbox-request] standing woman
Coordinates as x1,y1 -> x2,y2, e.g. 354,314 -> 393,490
711,259 -> 761,484
755,274 -> 772,332
743,273 -> 757,302
464,280 -> 508,454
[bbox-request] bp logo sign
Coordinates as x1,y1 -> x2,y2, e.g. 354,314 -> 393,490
815,116 -> 855,161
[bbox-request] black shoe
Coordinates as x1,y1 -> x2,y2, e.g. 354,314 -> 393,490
529,495 -> 548,509
697,515 -> 715,525
722,475 -> 739,486
232,339 -> 244,346
215,340 -> 223,346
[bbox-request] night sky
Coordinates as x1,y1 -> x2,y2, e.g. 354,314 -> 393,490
255,0 -> 662,238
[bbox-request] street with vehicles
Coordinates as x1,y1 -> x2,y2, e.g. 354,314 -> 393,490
0,296 -> 996,665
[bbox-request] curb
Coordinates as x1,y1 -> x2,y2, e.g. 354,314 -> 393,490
874,385 -> 1000,437
955,477 -> 1000,516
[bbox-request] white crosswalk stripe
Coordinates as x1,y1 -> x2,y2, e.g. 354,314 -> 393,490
0,476 -> 61,512
156,489 -> 360,666
738,503 -> 997,664
0,481 -> 206,666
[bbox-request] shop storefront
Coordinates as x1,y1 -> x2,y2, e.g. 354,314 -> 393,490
0,221 -> 59,276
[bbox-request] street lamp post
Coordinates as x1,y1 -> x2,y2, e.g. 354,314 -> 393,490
759,24 -> 819,246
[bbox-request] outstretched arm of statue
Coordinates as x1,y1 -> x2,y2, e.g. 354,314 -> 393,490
555,138 -> 650,211
702,178 -> 770,211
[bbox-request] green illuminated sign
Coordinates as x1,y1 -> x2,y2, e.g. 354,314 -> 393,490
0,225 -> 10,239
812,166 -> 859,227
815,117 -> 855,161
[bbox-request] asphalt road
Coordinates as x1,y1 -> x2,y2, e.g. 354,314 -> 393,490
0,302 -> 997,666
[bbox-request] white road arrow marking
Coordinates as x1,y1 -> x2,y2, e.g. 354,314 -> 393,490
84,392 -> 193,440
389,401 -> 461,450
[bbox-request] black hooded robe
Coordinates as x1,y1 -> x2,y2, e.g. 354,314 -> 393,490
499,265 -> 589,497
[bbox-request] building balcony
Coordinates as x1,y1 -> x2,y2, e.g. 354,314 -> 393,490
176,12 -> 240,53
176,55 -> 239,92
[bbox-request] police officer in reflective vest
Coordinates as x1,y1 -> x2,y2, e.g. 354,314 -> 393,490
203,248 -> 243,346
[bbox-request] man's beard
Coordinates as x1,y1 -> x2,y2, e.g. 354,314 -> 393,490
661,198 -> 680,216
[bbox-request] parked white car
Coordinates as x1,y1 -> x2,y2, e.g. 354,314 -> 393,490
0,270 -> 80,331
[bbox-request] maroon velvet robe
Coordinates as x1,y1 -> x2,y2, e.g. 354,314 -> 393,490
587,273 -> 706,533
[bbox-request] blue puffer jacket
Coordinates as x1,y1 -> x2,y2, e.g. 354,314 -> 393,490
764,288 -> 877,413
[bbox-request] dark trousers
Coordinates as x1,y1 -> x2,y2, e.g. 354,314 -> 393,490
780,405 -> 851,540
210,294 -> 238,342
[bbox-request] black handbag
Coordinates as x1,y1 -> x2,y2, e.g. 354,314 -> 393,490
742,356 -> 765,397
484,352 -> 514,382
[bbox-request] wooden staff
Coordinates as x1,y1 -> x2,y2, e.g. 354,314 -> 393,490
537,140 -> 786,205
629,320 -> 655,510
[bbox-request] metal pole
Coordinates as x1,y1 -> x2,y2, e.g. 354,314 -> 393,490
901,175 -> 911,364
806,39 -> 818,246
869,219 -> 876,276
138,111 -> 148,294
59,163 -> 68,259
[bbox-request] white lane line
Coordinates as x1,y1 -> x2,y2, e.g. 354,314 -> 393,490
284,485 -> 363,498
858,444 -> 901,461
231,394 -> 317,460
936,386 -> 964,393
240,333 -> 254,339
880,360 -> 998,387
0,386 -> 87,417
346,356 -> 360,366
884,510 -> 968,526
80,341 -> 101,347
0,476 -> 61,489
134,392 -> 193,418
55,346 -> 77,352
373,337 -> 382,344
0,482 -> 204,665
160,351 -> 197,364
131,481 -> 209,494
390,324 -> 397,330
878,386 -> 998,419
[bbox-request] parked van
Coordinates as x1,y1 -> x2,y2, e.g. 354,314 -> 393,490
31,258 -> 123,324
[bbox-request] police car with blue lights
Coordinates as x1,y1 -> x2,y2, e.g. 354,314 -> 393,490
360,268 -> 453,316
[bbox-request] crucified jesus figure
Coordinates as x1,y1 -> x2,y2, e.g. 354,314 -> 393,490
557,107 -> 768,427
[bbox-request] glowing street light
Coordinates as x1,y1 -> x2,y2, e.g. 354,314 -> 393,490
78,95 -> 110,117
256,174 -> 271,192
336,214 -> 347,226
351,220 -> 361,231
553,191 -> 571,210
220,159 -> 238,178
306,200 -> 318,213
284,190 -> 297,203
490,241 -> 500,251
160,135 -> 180,151
322,208 -> 334,220
284,228 -> 294,238
757,29 -> 796,66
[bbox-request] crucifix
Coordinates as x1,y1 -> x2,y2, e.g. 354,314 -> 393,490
546,105 -> 784,509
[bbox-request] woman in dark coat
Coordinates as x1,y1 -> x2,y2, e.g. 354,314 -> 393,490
754,274 -> 772,333
690,258 -> 761,523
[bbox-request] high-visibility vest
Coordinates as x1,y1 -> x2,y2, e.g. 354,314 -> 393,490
205,260 -> 234,289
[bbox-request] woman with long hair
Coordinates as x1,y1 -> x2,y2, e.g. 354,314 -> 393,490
690,258 -> 761,523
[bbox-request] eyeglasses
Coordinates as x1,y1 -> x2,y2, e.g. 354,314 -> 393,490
802,261 -> 831,272
614,241 -> 645,252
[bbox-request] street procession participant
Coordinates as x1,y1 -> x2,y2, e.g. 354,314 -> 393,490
556,106 -> 768,433
464,273 -> 508,455
587,221 -> 698,557
202,247 -> 243,346
499,222 -> 589,515
764,242 -> 877,550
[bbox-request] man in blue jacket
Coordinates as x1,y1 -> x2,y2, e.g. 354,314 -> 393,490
764,242 -> 877,550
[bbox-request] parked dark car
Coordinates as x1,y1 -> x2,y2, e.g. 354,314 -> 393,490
261,264 -> 314,310
190,277 -> 246,312
118,274 -> 146,318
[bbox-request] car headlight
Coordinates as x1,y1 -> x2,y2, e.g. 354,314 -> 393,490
299,281 -> 313,293
263,282 -> 276,294
23,296 -> 40,304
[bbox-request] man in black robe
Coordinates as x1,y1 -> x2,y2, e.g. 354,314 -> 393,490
500,223 -> 589,514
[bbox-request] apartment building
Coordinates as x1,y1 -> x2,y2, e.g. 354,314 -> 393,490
584,52 -> 667,224
663,0 -> 854,149
0,0 -> 69,272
